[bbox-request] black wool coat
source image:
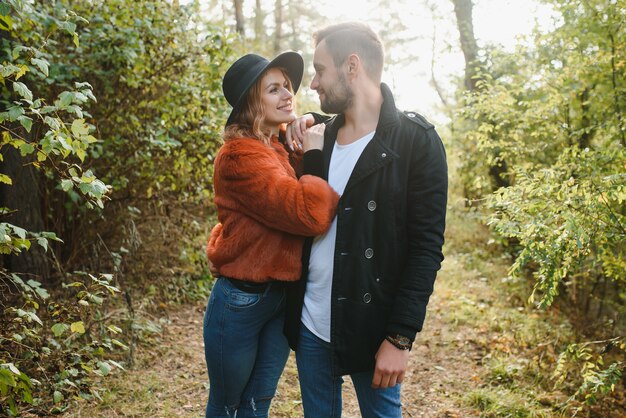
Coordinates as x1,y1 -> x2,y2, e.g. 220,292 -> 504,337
284,83 -> 448,376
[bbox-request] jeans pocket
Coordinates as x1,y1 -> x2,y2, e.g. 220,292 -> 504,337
225,285 -> 262,311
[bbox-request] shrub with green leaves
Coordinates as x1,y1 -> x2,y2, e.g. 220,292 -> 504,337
488,147 -> 626,308
452,0 -> 625,408
46,0 -> 233,301
553,337 -> 625,407
1,271 -> 125,415
0,0 -> 123,414
1,0 -> 234,413
64,0 -> 232,203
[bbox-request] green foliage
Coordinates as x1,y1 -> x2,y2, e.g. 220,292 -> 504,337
0,0 -> 126,414
1,1 -> 234,413
488,147 -> 626,308
0,270 -> 125,415
60,0 -> 232,203
451,0 -> 626,409
0,222 -> 62,255
37,0 -> 232,314
553,338 -> 625,407
0,363 -> 33,416
0,2 -> 109,209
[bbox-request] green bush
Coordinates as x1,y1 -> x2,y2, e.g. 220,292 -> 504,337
1,0 -> 232,414
452,0 -> 625,408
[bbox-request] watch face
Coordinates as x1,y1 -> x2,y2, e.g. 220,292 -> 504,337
387,334 -> 411,349
397,335 -> 410,345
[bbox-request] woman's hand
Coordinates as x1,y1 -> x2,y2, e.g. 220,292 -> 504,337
302,123 -> 325,152
286,114 -> 316,150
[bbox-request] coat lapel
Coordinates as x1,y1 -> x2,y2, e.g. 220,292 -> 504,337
321,84 -> 401,192
344,136 -> 398,193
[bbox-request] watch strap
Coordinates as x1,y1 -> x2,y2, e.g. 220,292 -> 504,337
385,334 -> 412,351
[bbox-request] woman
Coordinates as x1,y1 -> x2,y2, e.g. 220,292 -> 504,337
203,51 -> 339,418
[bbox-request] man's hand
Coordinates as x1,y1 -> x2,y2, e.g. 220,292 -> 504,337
371,339 -> 410,389
286,114 -> 316,150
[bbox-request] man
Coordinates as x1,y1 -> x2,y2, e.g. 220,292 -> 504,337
284,22 -> 448,417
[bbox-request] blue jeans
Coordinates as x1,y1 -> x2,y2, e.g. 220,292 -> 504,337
203,277 -> 290,417
296,323 -> 402,418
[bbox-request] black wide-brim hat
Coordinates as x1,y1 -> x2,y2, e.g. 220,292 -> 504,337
223,51 -> 304,126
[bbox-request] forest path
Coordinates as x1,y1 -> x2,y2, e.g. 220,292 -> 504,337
64,237 -> 494,417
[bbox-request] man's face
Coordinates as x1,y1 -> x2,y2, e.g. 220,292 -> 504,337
310,41 -> 353,114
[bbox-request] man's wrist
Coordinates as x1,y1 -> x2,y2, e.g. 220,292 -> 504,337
385,334 -> 412,351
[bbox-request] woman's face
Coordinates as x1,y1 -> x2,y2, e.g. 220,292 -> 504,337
259,68 -> 296,133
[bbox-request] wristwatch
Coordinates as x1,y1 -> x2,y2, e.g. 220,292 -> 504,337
385,334 -> 412,351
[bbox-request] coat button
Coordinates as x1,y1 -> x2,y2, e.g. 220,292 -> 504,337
364,248 -> 374,259
363,293 -> 372,303
381,153 -> 387,158
375,277 -> 380,283
367,200 -> 376,211
407,112 -> 416,117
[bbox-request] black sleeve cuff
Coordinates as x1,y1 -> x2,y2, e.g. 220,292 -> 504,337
386,323 -> 417,343
303,149 -> 324,177
307,112 -> 331,125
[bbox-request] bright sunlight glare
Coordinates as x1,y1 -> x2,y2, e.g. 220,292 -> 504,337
313,0 -> 556,123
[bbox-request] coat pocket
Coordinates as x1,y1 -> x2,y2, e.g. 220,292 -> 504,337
335,300 -> 392,373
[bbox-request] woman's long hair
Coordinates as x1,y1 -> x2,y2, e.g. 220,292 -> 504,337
224,68 -> 294,145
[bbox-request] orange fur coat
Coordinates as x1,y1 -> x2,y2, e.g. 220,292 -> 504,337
207,137 -> 339,282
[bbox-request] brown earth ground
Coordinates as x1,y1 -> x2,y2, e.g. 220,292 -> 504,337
60,206 -> 625,417
62,247 -> 488,418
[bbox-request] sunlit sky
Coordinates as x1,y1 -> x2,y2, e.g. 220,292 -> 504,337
193,0 -> 557,124
310,0 -> 556,124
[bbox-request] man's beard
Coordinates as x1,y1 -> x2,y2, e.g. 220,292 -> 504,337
320,73 -> 353,114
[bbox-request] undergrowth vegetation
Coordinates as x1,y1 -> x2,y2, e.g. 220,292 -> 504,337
451,0 -> 625,412
1,0 -> 222,415
443,201 -> 624,417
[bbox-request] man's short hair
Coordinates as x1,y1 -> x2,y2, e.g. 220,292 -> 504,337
313,22 -> 384,82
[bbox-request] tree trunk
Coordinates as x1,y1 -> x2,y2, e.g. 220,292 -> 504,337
451,0 -> 509,189
234,0 -> 245,35
0,131 -> 51,280
452,0 -> 481,91
579,87 -> 593,149
0,25 -> 51,280
428,6 -> 449,108
254,0 -> 263,43
273,0 -> 283,54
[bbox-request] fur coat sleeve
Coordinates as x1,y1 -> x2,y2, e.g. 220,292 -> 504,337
206,137 -> 339,281
213,137 -> 339,237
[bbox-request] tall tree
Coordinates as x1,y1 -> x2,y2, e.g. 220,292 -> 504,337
451,0 -> 480,91
0,136 -> 50,280
452,0 -> 509,189
255,0 -> 264,43
0,17 -> 52,280
234,0 -> 245,35
273,0 -> 283,53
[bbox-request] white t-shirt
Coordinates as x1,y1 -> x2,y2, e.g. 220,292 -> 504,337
301,131 -> 375,342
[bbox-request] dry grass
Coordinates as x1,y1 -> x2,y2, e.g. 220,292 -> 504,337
60,202 -> 625,417
61,248 -> 485,417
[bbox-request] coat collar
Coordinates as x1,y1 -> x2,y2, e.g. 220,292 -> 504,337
322,83 -> 400,183
378,82 -> 401,131
325,82 -> 400,139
